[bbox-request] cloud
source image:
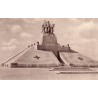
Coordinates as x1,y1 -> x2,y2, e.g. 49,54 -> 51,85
22,18 -> 44,24
22,18 -> 60,25
2,39 -> 19,46
10,24 -> 22,33
73,20 -> 98,39
59,20 -> 98,44
2,39 -> 19,51
77,21 -> 95,31
20,32 -> 32,38
68,18 -> 81,23
57,20 -> 98,51
22,19 -> 34,24
1,45 -> 17,51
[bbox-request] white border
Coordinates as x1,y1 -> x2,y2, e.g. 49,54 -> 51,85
0,0 -> 98,98
0,0 -> 98,18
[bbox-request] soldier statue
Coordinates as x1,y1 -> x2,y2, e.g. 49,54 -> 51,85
42,20 -> 55,34
50,23 -> 55,34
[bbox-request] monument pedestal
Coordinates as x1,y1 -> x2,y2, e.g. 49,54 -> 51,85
42,33 -> 58,46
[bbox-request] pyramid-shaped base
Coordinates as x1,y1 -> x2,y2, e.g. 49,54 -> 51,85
59,52 -> 98,67
11,47 -> 61,68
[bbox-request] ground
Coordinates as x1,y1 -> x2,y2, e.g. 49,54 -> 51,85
0,67 -> 98,80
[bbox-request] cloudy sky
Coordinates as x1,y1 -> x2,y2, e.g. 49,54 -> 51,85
0,18 -> 98,63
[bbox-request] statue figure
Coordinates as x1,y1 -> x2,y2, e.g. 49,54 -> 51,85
42,20 -> 55,34
50,24 -> 55,34
47,21 -> 50,33
42,20 -> 47,33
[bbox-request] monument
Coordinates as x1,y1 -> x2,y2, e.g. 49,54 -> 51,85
2,20 -> 98,68
41,20 -> 57,45
37,21 -> 75,59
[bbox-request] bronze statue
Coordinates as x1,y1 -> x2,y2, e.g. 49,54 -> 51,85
50,24 -> 55,34
42,20 -> 55,34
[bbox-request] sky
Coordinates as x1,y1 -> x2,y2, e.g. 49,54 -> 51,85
0,18 -> 98,63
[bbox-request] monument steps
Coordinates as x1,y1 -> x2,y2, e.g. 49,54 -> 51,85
49,67 -> 98,74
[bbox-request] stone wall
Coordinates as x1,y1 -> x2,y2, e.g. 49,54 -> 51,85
37,44 -> 70,52
37,33 -> 71,60
42,33 -> 58,45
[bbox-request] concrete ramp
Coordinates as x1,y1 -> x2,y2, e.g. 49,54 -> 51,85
60,52 -> 98,67
11,47 -> 61,67
2,47 -> 31,67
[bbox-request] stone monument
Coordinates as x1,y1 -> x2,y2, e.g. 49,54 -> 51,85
42,20 -> 58,45
37,20 -> 71,58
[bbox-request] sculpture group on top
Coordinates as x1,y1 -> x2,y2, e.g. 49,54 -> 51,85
42,20 -> 55,34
